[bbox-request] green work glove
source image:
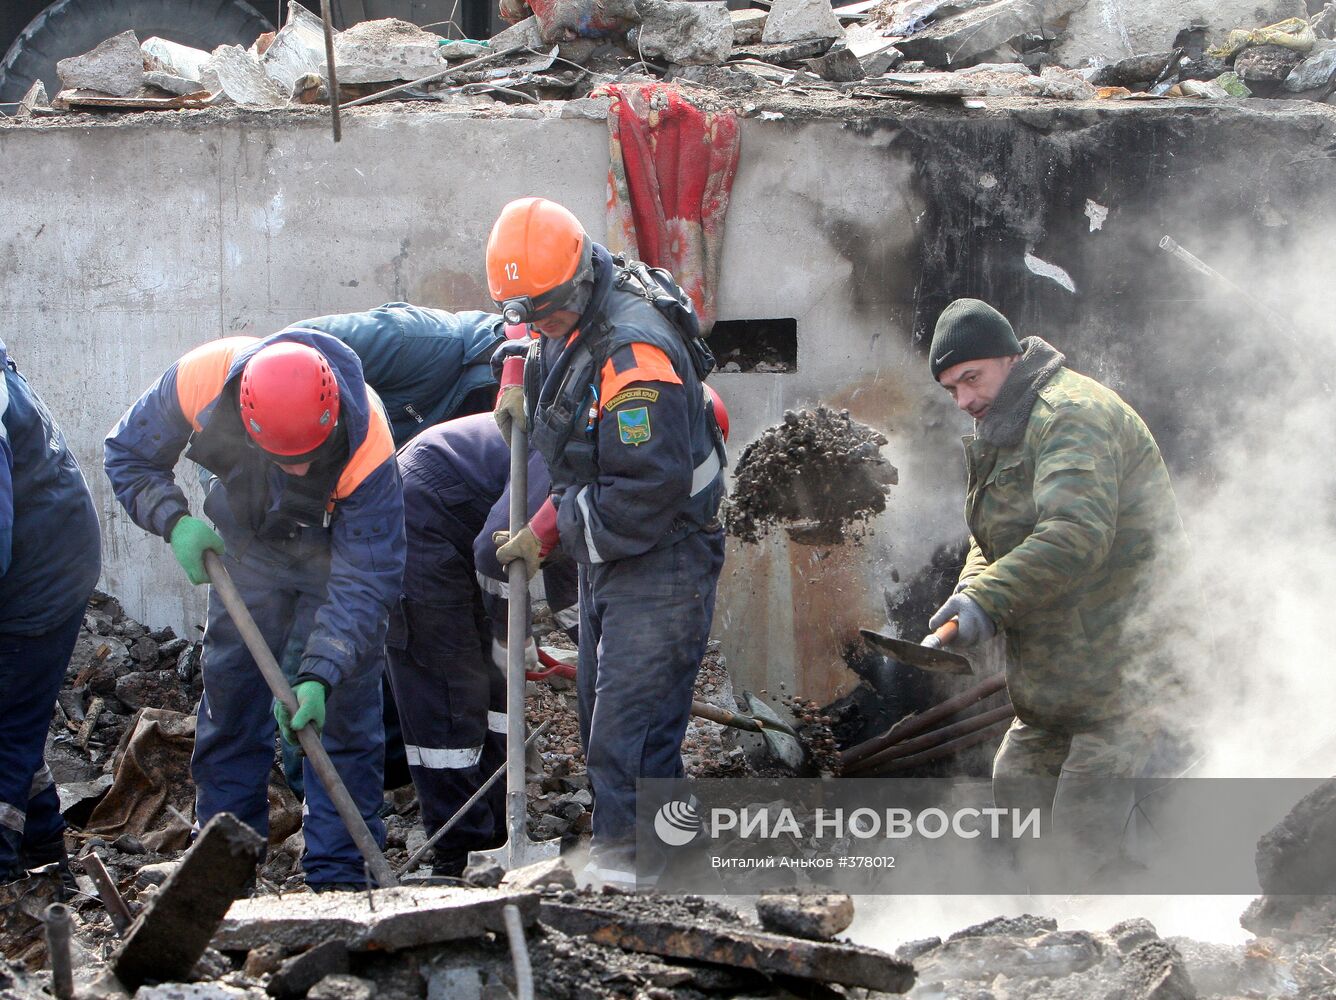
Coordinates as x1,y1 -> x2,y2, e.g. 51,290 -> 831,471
274,680 -> 327,746
493,384 -> 527,446
169,516 -> 225,586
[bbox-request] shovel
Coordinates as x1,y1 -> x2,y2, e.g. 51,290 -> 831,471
859,618 -> 974,675
203,550 -> 398,887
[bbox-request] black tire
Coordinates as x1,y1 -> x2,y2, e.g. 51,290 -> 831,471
0,0 -> 277,106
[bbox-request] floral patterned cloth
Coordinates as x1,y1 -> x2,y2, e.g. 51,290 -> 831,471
593,82 -> 740,332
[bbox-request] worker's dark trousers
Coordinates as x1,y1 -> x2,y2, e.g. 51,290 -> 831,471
0,607 -> 86,875
576,527 -> 725,879
194,537 -> 387,886
385,487 -> 505,871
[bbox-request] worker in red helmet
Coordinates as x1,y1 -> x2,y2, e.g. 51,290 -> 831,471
486,197 -> 729,889
104,330 -> 405,891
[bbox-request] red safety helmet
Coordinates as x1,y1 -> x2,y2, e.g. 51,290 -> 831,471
705,384 -> 729,442
239,343 -> 340,459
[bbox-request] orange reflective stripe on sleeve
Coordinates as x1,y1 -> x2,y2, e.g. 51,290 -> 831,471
175,337 -> 258,431
599,343 -> 682,411
333,387 -> 396,500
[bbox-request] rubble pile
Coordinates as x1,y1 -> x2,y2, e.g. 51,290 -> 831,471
722,406 -> 898,546
15,0 -> 1336,120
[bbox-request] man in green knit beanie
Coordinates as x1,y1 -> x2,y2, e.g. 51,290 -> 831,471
924,297 -> 1196,882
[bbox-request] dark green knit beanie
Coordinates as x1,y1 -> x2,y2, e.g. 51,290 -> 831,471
929,298 -> 1022,380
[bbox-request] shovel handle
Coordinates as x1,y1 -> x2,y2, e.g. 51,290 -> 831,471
933,618 -> 960,647
202,550 -> 398,887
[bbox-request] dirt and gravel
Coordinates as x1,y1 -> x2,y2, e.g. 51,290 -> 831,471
722,406 -> 898,546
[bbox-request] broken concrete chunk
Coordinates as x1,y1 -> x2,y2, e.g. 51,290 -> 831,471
1234,43 -> 1303,82
755,893 -> 855,940
845,25 -> 903,73
762,0 -> 845,45
57,30 -> 145,97
1109,916 -> 1161,955
803,45 -> 865,80
113,813 -> 265,991
144,71 -> 207,96
267,940 -> 350,998
560,96 -> 612,118
262,1 -> 328,97
137,985 -> 265,999
216,887 -> 539,952
464,857 -> 505,888
306,975 -> 374,1000
1091,50 -> 1179,87
142,37 -> 211,81
731,8 -> 768,44
1284,43 -> 1336,90
896,0 -> 1079,68
919,929 -> 1102,981
539,900 -> 914,992
1055,0 -> 1306,67
633,0 -> 734,66
334,18 -> 446,84
490,15 -> 545,51
203,45 -> 288,107
1120,939 -> 1198,1000
500,856 -> 577,892
135,860 -> 181,888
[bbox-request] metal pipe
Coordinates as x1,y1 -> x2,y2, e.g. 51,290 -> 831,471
44,903 -> 74,1000
853,719 -> 1013,777
503,903 -> 534,1000
505,421 -> 530,862
397,719 -> 551,875
839,673 -> 1007,768
1158,235 -> 1302,344
689,700 -> 800,739
844,705 -> 1014,775
319,0 -> 342,141
202,551 -> 398,887
83,851 -> 133,935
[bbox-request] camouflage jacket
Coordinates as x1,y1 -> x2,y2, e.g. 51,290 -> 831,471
958,341 -> 1190,732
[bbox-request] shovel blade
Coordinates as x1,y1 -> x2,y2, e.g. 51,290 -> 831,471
859,628 -> 975,675
743,692 -> 808,771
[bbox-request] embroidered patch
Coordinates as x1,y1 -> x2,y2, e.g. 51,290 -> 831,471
606,386 -> 660,411
617,406 -> 651,446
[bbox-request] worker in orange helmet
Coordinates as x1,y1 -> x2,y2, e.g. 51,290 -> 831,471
105,331 -> 405,891
486,197 -> 729,889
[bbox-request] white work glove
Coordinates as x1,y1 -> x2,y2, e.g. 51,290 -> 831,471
493,385 -> 527,447
927,593 -> 996,648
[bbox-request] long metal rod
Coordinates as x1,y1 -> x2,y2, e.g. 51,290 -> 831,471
1158,235 -> 1301,344
397,719 -> 551,875
839,673 -> 1007,768
83,851 -> 133,934
503,903 -> 534,1000
854,719 -> 1013,777
203,550 -> 398,887
844,704 -> 1015,775
44,903 -> 74,1000
342,45 -> 524,108
320,0 -> 342,141
505,421 -> 531,861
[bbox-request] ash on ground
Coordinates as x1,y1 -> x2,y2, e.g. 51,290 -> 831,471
722,406 -> 898,546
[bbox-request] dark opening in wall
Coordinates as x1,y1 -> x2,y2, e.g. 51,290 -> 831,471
710,318 -> 798,373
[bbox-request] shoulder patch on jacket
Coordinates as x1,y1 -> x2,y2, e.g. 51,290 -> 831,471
616,406 -> 651,446
606,386 -> 660,411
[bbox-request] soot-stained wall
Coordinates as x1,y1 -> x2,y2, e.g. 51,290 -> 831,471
2,99 -> 1333,712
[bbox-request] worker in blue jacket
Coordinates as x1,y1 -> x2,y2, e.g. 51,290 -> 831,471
104,331 -> 405,890
390,412 -> 561,874
0,342 -> 101,886
272,305 -> 509,797
486,198 -> 728,887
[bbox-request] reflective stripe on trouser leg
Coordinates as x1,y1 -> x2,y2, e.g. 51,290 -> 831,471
387,589 -> 500,863
578,528 -> 725,870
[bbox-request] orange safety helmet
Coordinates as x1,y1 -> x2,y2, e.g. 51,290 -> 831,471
486,197 -> 593,326
239,343 -> 340,459
705,384 -> 729,442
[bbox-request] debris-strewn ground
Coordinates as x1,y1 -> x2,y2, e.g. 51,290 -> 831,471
722,406 -> 898,545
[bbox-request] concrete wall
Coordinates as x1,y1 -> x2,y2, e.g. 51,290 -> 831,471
4,99 -> 1336,714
